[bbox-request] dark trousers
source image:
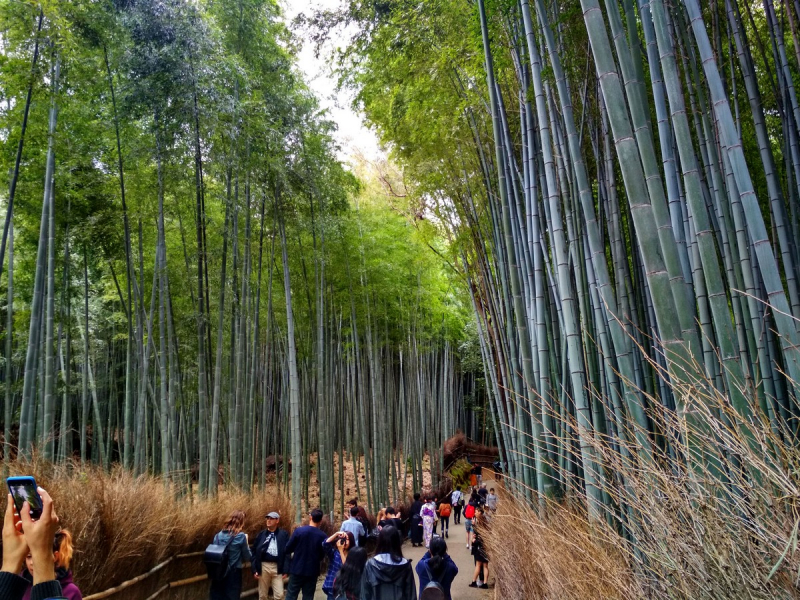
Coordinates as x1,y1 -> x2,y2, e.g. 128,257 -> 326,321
209,568 -> 241,600
454,505 -> 463,524
285,574 -> 317,600
440,515 -> 450,532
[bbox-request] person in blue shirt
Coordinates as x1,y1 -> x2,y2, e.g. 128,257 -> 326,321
339,507 -> 366,546
209,510 -> 252,600
416,537 -> 458,600
321,530 -> 354,600
285,509 -> 327,600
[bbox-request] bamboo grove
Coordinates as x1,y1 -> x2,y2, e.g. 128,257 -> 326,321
323,0 -> 800,590
0,0 -> 477,519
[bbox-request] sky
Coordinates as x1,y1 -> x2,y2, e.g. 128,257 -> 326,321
282,0 -> 382,161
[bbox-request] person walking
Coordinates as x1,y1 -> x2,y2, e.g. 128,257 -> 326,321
285,509 -> 327,600
21,529 -> 82,600
340,507 -> 367,547
252,512 -> 290,600
436,498 -> 451,539
469,507 -> 489,589
415,537 -> 457,600
209,511 -> 252,600
409,493 -> 423,547
322,531 -> 355,600
332,547 -> 368,600
360,526 -> 416,600
486,488 -> 498,512
449,490 -> 463,525
463,493 -> 479,550
477,484 -> 488,504
420,497 -> 436,549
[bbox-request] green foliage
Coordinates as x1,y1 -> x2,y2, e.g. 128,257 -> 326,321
449,458 -> 472,492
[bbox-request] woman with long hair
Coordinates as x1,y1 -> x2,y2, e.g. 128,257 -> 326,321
209,510 -> 252,600
332,546 -> 367,600
361,526 -> 416,600
469,507 -> 489,589
415,537 -> 457,600
22,529 -> 82,600
323,530 -> 356,600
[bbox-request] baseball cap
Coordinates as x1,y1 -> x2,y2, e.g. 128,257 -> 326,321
265,512 -> 280,519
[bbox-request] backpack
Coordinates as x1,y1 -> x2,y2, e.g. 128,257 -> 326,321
464,504 -> 475,519
421,581 -> 446,600
439,503 -> 451,517
204,531 -> 236,581
422,565 -> 446,600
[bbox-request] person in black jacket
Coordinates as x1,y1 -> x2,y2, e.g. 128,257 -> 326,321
2,488 -> 66,600
285,509 -> 327,600
408,493 -> 423,547
252,511 -> 290,600
361,526 -> 416,600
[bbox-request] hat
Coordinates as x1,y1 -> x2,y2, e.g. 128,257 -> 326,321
265,512 -> 280,519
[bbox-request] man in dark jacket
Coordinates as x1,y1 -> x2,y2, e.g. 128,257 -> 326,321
252,511 -> 291,600
284,509 -> 326,600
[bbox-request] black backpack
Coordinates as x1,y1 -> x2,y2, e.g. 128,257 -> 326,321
422,565 -> 445,599
204,531 -> 236,581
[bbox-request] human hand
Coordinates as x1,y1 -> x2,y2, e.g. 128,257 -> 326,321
254,573 -> 260,580
21,487 -> 59,585
282,574 -> 289,582
2,494 -> 28,574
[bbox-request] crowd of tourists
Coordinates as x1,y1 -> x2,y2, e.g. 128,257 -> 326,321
0,479 -> 496,600
208,482 -> 498,600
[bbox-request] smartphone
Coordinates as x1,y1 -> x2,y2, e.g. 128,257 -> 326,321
6,476 -> 43,520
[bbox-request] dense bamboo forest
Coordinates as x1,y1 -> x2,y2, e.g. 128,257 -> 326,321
0,0 -> 480,522
9,0 -> 800,594
307,0 -> 800,595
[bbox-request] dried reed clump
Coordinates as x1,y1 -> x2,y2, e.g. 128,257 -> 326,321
482,493 -> 640,600
484,358 -> 800,599
0,460 -> 293,594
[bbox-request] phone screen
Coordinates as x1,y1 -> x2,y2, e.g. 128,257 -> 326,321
7,478 -> 43,519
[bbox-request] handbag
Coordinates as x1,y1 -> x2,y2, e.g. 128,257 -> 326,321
204,530 -> 237,581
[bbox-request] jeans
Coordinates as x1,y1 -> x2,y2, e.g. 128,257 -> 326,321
285,574 -> 317,600
440,515 -> 450,532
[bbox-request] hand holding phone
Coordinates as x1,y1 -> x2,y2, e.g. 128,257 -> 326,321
2,493 -> 27,573
20,486 -> 59,585
6,476 -> 43,520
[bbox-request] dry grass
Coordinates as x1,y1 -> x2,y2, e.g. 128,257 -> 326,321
0,460 -> 293,594
482,354 -> 800,599
483,494 -> 639,599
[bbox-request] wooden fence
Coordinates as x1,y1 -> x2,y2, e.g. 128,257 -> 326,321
83,552 -> 258,600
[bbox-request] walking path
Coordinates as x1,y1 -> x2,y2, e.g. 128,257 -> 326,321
311,481 -> 495,599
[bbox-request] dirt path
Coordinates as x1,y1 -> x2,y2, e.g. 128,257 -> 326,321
310,482 -> 496,599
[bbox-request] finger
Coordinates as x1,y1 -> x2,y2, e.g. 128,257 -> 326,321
20,500 -> 31,526
5,494 -> 13,526
37,487 -> 53,522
